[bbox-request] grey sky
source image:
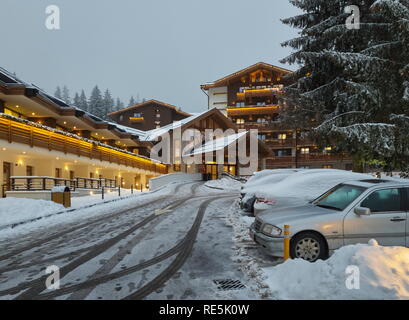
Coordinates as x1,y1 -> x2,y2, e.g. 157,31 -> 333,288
1,0 -> 301,113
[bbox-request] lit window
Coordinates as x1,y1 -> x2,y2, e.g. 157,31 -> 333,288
278,134 -> 287,140
156,113 -> 161,118
258,134 -> 266,141
236,119 -> 245,124
301,148 -> 310,154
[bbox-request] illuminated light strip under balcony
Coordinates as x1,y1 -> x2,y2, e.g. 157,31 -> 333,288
0,114 -> 166,171
227,106 -> 280,112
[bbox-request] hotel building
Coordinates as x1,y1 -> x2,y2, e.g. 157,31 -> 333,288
201,62 -> 353,170
0,67 -> 166,197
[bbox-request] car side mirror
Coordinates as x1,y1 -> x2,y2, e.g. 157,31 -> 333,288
354,207 -> 371,216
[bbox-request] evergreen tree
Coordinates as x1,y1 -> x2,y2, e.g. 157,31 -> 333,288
281,0 -> 409,171
78,90 -> 89,112
54,86 -> 62,99
115,98 -> 125,111
128,96 -> 136,107
102,89 -> 115,119
61,86 -> 71,105
88,86 -> 103,118
73,92 -> 81,108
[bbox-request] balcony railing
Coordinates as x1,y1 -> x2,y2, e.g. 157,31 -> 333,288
267,153 -> 351,166
75,177 -> 117,189
8,176 -> 118,192
0,114 -> 167,174
10,176 -> 76,191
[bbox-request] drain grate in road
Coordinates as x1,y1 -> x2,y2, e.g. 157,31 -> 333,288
213,279 -> 246,291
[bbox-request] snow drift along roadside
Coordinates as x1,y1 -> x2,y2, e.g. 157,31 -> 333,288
205,177 -> 243,191
0,197 -> 65,229
264,240 -> 409,300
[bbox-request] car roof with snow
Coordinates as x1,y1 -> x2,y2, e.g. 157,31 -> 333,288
343,179 -> 409,189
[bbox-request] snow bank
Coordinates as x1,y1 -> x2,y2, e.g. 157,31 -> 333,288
264,240 -> 409,300
205,177 -> 243,191
0,198 -> 65,228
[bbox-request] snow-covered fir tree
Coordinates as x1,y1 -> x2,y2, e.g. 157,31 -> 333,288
61,86 -> 71,105
54,86 -> 62,100
115,98 -> 125,111
281,0 -> 409,172
128,96 -> 136,107
73,92 -> 81,108
88,86 -> 103,118
78,90 -> 89,112
102,89 -> 115,119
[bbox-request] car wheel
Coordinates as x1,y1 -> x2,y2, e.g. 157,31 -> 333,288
290,232 -> 328,262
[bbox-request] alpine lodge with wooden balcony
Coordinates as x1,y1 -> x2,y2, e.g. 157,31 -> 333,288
201,62 -> 353,170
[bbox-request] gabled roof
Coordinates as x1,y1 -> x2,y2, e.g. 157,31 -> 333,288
200,62 -> 293,90
108,99 -> 192,117
142,108 -> 237,141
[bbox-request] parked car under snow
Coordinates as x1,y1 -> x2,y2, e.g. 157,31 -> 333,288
240,169 -> 303,213
246,169 -> 372,215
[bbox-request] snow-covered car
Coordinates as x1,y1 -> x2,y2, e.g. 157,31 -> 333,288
240,169 -> 303,213
252,169 -> 372,215
250,179 -> 409,262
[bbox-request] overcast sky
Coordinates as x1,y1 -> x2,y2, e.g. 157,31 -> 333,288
1,0 -> 301,113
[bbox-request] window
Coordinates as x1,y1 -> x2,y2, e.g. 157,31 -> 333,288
90,172 -> 94,179
156,113 -> 161,118
278,134 -> 287,140
323,165 -> 333,169
301,148 -> 310,155
55,168 -> 61,178
315,184 -> 366,211
119,115 -> 124,121
69,171 -> 75,180
258,134 -> 266,141
236,118 -> 245,125
361,189 -> 402,213
133,113 -> 142,117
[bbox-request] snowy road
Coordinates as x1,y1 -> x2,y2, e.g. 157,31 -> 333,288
0,182 -> 259,300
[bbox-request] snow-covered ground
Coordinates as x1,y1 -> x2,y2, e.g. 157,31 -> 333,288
204,177 -> 243,191
0,189 -> 149,230
2,175 -> 409,300
0,186 -> 173,239
264,240 -> 409,300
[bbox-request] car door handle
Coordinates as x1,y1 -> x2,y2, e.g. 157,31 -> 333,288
390,217 -> 406,222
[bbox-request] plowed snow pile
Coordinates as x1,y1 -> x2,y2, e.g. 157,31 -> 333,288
263,240 -> 409,300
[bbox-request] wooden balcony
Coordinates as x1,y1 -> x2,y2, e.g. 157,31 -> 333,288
267,153 -> 351,166
236,121 -> 291,131
227,106 -> 282,117
0,115 -> 167,174
236,88 -> 283,101
129,117 -> 144,123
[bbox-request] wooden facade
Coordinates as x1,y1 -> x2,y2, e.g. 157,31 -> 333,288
108,100 -> 191,131
201,62 -> 353,170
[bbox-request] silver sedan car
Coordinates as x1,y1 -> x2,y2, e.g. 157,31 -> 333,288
250,179 -> 409,262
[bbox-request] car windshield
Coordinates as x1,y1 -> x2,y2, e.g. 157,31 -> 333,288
314,184 -> 366,211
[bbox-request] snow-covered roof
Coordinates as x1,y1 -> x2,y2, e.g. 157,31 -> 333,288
142,111 -> 207,141
184,131 -> 248,157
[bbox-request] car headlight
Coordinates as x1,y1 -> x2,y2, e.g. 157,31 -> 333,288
262,224 -> 282,236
